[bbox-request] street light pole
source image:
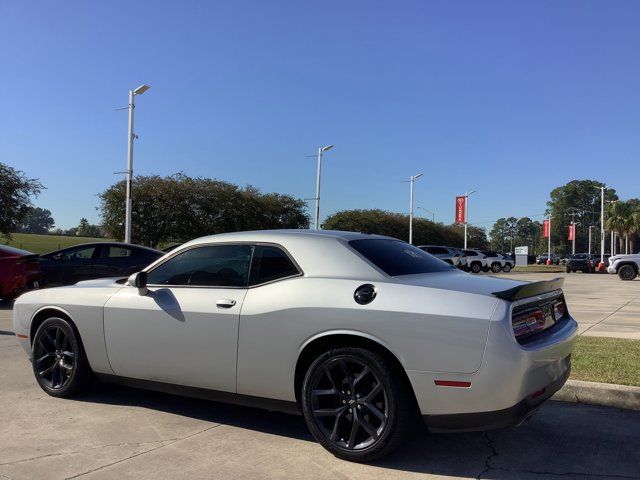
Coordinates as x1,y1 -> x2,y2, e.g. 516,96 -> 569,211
588,225 -> 593,255
313,145 -> 333,230
408,173 -> 423,244
600,186 -> 605,267
463,190 -> 476,249
124,84 -> 150,244
548,215 -> 552,262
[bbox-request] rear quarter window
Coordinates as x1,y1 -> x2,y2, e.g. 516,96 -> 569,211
349,239 -> 452,276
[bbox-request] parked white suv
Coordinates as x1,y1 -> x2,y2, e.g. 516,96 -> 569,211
462,249 -> 488,274
607,254 -> 640,281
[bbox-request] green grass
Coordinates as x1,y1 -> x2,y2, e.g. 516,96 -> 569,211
512,265 -> 566,273
570,336 -> 640,387
2,233 -> 113,254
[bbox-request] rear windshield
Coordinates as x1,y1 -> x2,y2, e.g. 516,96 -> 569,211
349,239 -> 452,276
572,254 -> 588,259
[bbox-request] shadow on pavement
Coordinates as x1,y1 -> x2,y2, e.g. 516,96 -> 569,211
74,382 -> 640,478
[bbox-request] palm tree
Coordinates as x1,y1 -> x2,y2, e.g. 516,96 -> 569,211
606,201 -> 634,254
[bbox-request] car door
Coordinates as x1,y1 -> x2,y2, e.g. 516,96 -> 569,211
43,245 -> 99,285
103,243 -> 253,392
93,245 -> 142,278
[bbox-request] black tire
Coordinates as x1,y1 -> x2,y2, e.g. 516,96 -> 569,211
470,262 -> 482,274
502,264 -> 512,273
618,265 -> 637,281
491,263 -> 501,273
32,317 -> 92,397
301,347 -> 414,462
566,267 -> 571,273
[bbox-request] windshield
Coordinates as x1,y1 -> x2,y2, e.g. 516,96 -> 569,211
349,239 -> 453,276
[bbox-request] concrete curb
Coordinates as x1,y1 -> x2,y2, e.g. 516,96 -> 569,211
552,379 -> 640,411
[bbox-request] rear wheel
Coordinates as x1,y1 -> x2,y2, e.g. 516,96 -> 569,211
618,265 -> 637,281
491,263 -> 501,273
301,347 -> 413,462
502,264 -> 511,273
470,262 -> 482,274
32,317 -> 92,397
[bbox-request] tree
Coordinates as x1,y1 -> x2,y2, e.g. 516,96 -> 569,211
17,207 -> 54,234
606,200 -> 640,254
547,180 -> 617,254
0,162 -> 43,238
98,173 -> 309,248
322,209 -> 488,248
76,218 -> 103,237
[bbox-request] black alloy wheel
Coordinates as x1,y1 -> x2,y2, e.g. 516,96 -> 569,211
302,347 -> 412,462
491,263 -> 502,273
32,317 -> 92,397
618,265 -> 637,281
470,262 -> 482,274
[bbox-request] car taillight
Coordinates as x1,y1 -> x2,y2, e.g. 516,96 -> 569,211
512,308 -> 545,338
553,300 -> 567,320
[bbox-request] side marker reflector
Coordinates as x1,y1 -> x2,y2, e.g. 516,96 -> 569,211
434,380 -> 471,388
16,334 -> 28,339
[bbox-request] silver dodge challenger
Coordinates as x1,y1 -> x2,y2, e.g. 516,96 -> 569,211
13,230 -> 577,461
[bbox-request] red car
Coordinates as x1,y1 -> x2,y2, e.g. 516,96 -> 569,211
0,245 -> 43,300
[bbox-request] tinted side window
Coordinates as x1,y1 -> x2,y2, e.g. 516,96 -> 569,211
249,245 -> 299,285
107,246 -> 133,258
147,245 -> 252,287
349,239 -> 452,276
463,250 -> 477,257
426,246 -> 448,255
62,246 -> 96,260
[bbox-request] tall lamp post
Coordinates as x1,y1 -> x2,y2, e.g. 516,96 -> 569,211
313,145 -> 334,229
124,84 -> 151,244
408,173 -> 423,244
463,190 -> 476,249
599,186 -> 605,269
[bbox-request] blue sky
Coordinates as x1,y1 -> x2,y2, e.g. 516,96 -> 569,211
1,0 -> 639,229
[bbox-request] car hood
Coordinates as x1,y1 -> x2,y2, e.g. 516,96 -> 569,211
72,277 -> 126,288
393,270 -> 526,297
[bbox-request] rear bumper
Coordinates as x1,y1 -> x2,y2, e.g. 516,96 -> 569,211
407,303 -> 578,426
423,364 -> 570,432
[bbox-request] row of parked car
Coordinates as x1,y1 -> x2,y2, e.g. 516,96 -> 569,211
417,245 -> 515,273
0,242 -> 163,300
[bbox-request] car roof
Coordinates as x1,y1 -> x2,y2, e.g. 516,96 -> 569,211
45,242 -> 162,255
0,245 -> 34,257
182,229 -> 396,246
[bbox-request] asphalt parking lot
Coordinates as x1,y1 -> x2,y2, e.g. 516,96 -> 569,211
494,272 -> 640,339
1,273 -> 639,479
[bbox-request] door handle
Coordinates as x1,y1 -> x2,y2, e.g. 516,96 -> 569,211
216,299 -> 237,309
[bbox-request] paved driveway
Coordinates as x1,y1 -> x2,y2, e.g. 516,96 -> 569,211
493,272 -> 640,339
1,292 -> 640,480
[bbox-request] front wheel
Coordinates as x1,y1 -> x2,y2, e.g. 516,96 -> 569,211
618,265 -> 637,281
32,317 -> 92,397
301,347 -> 413,462
491,263 -> 502,273
470,263 -> 482,274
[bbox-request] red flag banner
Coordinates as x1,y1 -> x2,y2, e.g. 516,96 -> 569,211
542,219 -> 550,238
568,224 -> 575,241
455,196 -> 466,224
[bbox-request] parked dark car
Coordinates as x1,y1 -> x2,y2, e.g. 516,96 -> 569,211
536,253 -> 560,265
566,253 -> 597,273
38,242 -> 163,287
0,245 -> 43,300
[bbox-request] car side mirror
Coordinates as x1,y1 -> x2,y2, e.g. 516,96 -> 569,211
128,271 -> 148,295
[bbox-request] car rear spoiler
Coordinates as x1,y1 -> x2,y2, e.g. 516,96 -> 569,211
492,277 -> 564,301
